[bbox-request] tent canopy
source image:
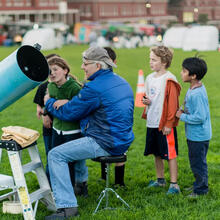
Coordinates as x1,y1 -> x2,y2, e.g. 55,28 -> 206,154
22,28 -> 63,50
163,25 -> 219,51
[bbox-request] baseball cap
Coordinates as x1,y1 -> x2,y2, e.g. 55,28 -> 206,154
83,46 -> 117,68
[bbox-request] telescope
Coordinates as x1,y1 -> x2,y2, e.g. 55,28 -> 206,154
0,44 -> 49,112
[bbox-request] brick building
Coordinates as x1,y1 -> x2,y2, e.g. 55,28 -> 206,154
0,0 -> 219,26
0,0 -> 79,25
0,0 -> 176,25
67,0 -> 176,25
168,0 -> 220,24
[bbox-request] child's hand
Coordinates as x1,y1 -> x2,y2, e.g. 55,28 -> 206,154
36,105 -> 43,119
44,89 -> 50,105
176,109 -> 183,118
162,126 -> 171,135
142,95 -> 151,105
53,99 -> 69,110
43,115 -> 52,129
44,93 -> 50,105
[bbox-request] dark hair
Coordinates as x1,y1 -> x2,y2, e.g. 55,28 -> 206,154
48,57 -> 70,74
45,53 -> 60,60
182,57 -> 207,80
48,57 -> 82,87
104,47 -> 116,62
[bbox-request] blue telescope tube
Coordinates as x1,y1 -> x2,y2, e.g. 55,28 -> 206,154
0,45 -> 49,112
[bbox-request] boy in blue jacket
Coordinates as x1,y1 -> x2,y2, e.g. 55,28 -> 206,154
176,57 -> 212,198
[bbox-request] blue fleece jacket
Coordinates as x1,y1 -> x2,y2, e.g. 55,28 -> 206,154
180,85 -> 212,141
45,69 -> 134,155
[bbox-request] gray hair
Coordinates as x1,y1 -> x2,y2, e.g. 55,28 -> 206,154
94,60 -> 109,70
82,57 -> 110,70
82,47 -> 117,68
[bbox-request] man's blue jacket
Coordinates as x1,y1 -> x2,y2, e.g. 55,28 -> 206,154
45,69 -> 134,155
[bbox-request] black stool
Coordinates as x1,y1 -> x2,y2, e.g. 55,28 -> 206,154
92,154 -> 130,213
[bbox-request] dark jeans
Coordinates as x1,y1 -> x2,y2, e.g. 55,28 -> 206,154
187,139 -> 209,195
43,135 -> 52,181
51,129 -> 82,188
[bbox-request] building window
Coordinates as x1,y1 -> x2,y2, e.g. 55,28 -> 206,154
134,5 -> 145,16
49,0 -> 54,6
151,6 -> 165,15
39,0 -> 48,6
26,1 -> 31,6
100,5 -> 118,16
13,0 -> 24,7
121,5 -> 132,16
48,0 -> 59,6
85,5 -> 92,17
6,0 -> 13,6
39,0 -> 58,7
80,5 -> 85,16
183,12 -> 194,22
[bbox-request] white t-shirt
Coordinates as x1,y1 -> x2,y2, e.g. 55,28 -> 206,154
147,73 -> 168,128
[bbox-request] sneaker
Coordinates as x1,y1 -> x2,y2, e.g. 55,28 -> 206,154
74,182 -> 88,197
147,180 -> 166,188
45,207 -> 78,220
166,184 -> 181,195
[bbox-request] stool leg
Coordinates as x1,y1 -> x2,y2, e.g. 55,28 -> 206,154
108,188 -> 130,209
105,163 -> 110,208
94,190 -> 106,214
0,148 -> 2,162
115,164 -> 125,186
101,162 -> 107,180
93,159 -> 130,214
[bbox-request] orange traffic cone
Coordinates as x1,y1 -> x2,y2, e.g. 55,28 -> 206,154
135,69 -> 145,107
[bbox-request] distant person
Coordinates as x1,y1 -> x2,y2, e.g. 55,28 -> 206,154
176,57 -> 211,198
142,46 -> 181,195
44,46 -> 134,219
33,53 -> 59,181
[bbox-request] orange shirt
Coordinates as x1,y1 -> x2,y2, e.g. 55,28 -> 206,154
142,78 -> 181,131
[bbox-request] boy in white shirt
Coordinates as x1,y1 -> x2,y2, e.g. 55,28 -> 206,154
142,46 -> 181,194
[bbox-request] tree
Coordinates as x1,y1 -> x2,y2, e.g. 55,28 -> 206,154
198,14 -> 208,24
168,0 -> 183,6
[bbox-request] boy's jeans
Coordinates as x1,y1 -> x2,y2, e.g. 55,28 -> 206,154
187,140 -> 209,195
48,136 -> 110,208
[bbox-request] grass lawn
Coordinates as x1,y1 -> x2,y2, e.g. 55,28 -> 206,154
0,45 -> 219,220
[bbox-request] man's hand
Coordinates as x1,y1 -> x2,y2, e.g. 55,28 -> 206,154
162,126 -> 171,135
43,115 -> 52,129
53,99 -> 69,110
176,109 -> 183,118
142,95 -> 151,105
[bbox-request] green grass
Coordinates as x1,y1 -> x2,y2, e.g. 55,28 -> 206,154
0,45 -> 220,220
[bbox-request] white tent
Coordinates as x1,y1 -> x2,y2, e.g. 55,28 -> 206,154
182,26 -> 219,51
163,27 -> 188,48
22,28 -> 63,50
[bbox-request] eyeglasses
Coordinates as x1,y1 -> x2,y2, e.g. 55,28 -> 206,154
83,62 -> 95,66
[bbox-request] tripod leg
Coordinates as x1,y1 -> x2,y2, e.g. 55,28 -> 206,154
109,188 -> 130,209
94,190 -> 106,214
